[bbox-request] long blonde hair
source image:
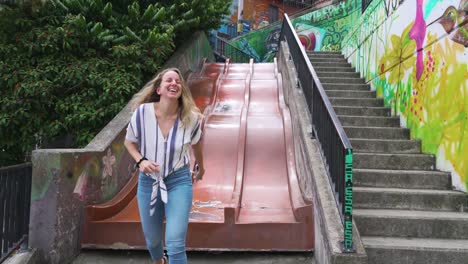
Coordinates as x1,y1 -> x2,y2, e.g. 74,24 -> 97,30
132,68 -> 201,127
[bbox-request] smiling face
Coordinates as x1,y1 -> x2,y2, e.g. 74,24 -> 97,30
157,70 -> 182,100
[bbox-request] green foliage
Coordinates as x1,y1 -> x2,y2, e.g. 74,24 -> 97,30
0,0 -> 231,166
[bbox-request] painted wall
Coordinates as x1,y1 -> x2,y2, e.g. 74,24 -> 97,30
342,0 -> 468,192
31,132 -> 132,205
291,0 -> 362,52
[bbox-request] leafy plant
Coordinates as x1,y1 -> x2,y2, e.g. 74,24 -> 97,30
0,0 -> 230,166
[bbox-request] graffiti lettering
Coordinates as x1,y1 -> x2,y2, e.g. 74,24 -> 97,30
343,148 -> 354,252
322,25 -> 349,51
310,0 -> 358,24
344,220 -> 353,249
384,0 -> 406,17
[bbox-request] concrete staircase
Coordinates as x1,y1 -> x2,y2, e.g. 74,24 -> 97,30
308,51 -> 468,264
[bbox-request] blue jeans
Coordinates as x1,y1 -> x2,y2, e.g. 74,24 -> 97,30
137,165 -> 192,264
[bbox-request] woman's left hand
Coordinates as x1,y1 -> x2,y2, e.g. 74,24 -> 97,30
192,165 -> 205,182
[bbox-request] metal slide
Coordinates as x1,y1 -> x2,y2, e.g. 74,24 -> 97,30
82,60 -> 313,251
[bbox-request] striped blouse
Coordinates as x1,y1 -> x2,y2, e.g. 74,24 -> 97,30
126,103 -> 202,215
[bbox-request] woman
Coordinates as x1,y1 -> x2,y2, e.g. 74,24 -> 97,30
124,68 -> 205,264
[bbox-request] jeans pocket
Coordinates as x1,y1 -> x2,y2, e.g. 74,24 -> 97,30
138,173 -> 155,194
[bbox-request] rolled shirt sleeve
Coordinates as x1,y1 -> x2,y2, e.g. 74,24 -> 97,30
125,105 -> 141,143
190,113 -> 203,145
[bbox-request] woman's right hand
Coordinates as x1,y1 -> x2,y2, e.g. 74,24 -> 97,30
139,160 -> 160,174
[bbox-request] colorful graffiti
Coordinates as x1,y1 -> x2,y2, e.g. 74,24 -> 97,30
230,23 -> 282,62
309,0 -> 359,23
295,23 -> 327,52
230,0 -> 361,59
31,131 -> 133,203
291,0 -> 362,51
342,0 -> 468,191
383,0 -> 407,17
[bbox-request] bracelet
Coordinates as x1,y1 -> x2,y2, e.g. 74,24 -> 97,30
136,157 -> 148,168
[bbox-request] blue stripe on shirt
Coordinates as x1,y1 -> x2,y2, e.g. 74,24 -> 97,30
141,105 -> 146,156
178,127 -> 186,162
155,119 -> 158,161
136,107 -> 142,150
191,120 -> 200,140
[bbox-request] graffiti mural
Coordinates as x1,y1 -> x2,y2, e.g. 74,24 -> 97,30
291,0 -> 362,51
225,1 -> 306,62
295,23 -> 327,52
230,23 -> 282,62
227,1 -> 354,61
342,0 -> 468,191
383,0 -> 407,17
31,131 -> 133,203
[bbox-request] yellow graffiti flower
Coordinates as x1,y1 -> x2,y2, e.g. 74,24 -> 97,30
387,34 -> 416,84
379,24 -> 417,84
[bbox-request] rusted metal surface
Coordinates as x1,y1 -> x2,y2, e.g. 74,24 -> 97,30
82,61 -> 313,251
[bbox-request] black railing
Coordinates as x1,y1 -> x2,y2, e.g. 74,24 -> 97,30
0,163 -> 32,263
280,14 -> 354,252
283,0 -> 313,8
215,37 -> 252,63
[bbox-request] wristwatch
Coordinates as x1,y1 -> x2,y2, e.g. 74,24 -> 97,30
135,157 -> 148,170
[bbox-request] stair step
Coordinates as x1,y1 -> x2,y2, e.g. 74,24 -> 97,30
355,209 -> 468,239
339,115 -> 400,127
354,187 -> 466,211
362,236 -> 468,264
354,153 -> 435,170
354,169 -> 451,189
316,71 -> 360,78
321,83 -> 370,91
329,97 -> 384,107
344,126 -> 410,139
350,138 -> 420,153
334,106 -> 391,117
319,77 -> 366,84
326,90 -> 376,98
312,61 -> 350,67
309,57 -> 348,63
314,66 -> 355,72
307,51 -> 343,57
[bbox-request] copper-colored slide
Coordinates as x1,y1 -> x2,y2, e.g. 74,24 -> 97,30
81,59 -> 313,251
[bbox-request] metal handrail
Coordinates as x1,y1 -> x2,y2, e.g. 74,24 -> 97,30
283,0 -> 313,8
279,13 -> 354,252
0,163 -> 32,262
215,36 -> 252,63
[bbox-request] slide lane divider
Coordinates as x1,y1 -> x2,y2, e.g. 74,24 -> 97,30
200,59 -> 228,126
274,58 -> 312,222
225,58 -> 253,224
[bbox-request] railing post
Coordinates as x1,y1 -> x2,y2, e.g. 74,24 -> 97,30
214,36 -> 251,63
0,163 -> 32,262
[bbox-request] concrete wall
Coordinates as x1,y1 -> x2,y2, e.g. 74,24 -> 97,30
277,41 -> 367,264
29,31 -> 214,264
342,0 -> 468,192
